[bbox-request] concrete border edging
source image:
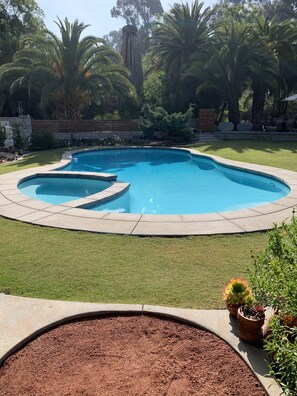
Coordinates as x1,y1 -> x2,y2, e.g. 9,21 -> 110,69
0,295 -> 282,396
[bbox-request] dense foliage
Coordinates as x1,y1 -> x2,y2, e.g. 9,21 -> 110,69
30,130 -> 56,150
2,0 -> 297,124
111,0 -> 163,30
0,18 -> 136,119
0,125 -> 5,146
249,214 -> 297,395
139,104 -> 194,141
148,0 -> 297,125
0,0 -> 44,116
111,0 -> 163,54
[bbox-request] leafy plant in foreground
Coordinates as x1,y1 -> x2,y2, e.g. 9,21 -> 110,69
249,214 -> 297,395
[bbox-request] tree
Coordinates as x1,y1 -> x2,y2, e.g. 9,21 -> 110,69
111,0 -> 163,34
149,1 -> 214,111
120,25 -> 144,97
0,0 -> 44,39
0,18 -> 136,119
0,0 -> 44,115
195,21 -> 258,127
261,0 -> 297,20
209,1 -> 297,125
111,0 -> 164,54
103,29 -> 122,52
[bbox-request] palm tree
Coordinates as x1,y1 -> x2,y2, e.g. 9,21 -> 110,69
249,15 -> 279,129
0,18 -> 136,119
120,25 -> 144,97
149,0 -> 213,111
195,21 -> 257,128
267,18 -> 297,114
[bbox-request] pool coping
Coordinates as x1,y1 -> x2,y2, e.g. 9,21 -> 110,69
0,146 -> 296,236
0,295 -> 282,396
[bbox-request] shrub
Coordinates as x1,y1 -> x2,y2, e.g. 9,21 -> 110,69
139,105 -> 194,141
249,214 -> 297,316
139,105 -> 168,138
94,111 -> 121,120
13,125 -> 23,149
264,316 -> 297,394
30,130 -> 56,150
249,214 -> 297,395
0,126 -> 6,147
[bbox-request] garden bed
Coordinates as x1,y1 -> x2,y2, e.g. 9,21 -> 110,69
0,315 -> 266,395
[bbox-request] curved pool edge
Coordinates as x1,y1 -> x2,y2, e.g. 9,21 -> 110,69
0,146 -> 296,236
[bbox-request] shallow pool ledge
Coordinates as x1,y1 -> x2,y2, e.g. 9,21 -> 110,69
0,147 -> 296,236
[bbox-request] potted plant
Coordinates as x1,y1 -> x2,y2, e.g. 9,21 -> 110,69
237,304 -> 266,343
223,278 -> 253,316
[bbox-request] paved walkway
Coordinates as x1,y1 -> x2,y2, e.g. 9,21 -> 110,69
0,147 -> 296,236
0,295 -> 281,395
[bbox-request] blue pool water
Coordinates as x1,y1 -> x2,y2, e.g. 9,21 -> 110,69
61,148 -> 290,214
18,176 -> 112,204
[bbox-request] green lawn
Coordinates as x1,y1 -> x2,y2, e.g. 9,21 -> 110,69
0,148 -> 67,175
194,140 -> 297,171
1,141 -> 295,309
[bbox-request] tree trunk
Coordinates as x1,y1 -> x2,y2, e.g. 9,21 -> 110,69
251,85 -> 266,131
228,98 -> 240,129
120,25 -> 144,98
65,106 -> 80,120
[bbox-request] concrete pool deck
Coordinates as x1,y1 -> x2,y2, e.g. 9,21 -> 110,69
0,147 -> 296,236
0,294 -> 282,396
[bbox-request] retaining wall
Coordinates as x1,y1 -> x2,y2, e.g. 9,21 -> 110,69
213,131 -> 297,141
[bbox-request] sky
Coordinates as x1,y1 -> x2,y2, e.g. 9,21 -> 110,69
36,0 -> 217,38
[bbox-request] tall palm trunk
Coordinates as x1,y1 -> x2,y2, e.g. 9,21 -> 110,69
65,106 -> 80,120
120,25 -> 144,97
251,85 -> 266,131
228,98 -> 240,129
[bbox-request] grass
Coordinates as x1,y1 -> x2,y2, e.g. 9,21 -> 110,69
0,141 -> 294,309
0,217 -> 267,308
194,140 -> 297,171
0,148 -> 67,175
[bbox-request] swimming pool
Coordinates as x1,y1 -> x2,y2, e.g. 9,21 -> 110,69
18,175 -> 112,205
61,148 -> 290,214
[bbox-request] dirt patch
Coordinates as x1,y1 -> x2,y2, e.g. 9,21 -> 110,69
0,315 -> 266,395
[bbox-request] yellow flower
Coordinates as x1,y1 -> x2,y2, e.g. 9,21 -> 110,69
223,277 -> 253,305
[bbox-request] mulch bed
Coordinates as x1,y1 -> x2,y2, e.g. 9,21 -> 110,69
0,315 -> 266,395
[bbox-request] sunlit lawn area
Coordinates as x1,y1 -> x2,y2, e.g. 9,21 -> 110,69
194,140 -> 297,172
1,140 -> 296,308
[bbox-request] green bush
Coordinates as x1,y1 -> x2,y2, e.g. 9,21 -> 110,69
13,125 -> 23,149
30,130 -> 56,150
264,316 -> 297,395
249,215 -> 297,316
249,214 -> 297,395
0,126 -> 6,147
139,105 -> 194,141
139,105 -> 168,138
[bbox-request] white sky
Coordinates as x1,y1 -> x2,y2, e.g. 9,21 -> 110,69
36,0 -> 217,38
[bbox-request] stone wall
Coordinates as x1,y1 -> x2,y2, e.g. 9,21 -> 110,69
0,116 -> 32,146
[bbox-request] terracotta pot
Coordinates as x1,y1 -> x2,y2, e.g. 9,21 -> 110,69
227,304 -> 243,317
237,306 -> 265,343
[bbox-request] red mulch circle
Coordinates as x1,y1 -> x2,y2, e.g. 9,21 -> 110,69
0,315 -> 266,396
